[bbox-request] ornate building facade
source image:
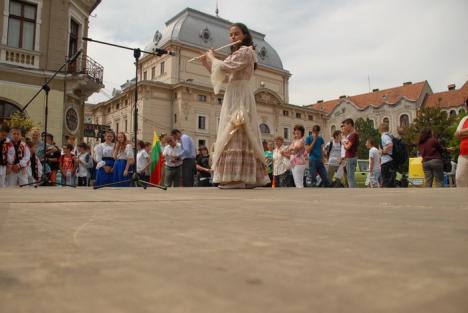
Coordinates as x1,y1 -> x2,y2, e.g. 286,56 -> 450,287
0,0 -> 103,142
308,80 -> 467,140
90,8 -> 324,148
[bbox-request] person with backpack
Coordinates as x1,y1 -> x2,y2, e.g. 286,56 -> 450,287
325,130 -> 342,185
379,123 -> 396,187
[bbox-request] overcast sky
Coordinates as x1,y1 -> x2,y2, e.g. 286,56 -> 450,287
87,0 -> 468,105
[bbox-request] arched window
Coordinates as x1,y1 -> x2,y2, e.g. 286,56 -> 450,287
450,110 -> 457,117
368,119 -> 375,128
330,125 -> 336,136
259,123 -> 270,134
400,114 -> 409,128
460,109 -> 466,115
383,117 -> 390,126
0,100 -> 21,124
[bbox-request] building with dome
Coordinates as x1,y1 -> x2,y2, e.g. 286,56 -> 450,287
90,8 -> 325,148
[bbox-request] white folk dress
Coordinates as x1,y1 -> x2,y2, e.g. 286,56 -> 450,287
210,46 -> 269,185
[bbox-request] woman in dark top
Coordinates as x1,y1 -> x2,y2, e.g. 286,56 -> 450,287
418,128 -> 444,187
196,146 -> 212,187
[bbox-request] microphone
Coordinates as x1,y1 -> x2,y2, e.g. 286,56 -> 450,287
67,49 -> 82,64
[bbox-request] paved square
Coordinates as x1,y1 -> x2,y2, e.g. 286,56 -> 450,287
0,188 -> 467,312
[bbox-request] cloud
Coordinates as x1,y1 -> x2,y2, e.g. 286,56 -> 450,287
87,0 -> 468,105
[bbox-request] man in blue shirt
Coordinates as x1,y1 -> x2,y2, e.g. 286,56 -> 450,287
171,129 -> 196,187
305,125 -> 331,187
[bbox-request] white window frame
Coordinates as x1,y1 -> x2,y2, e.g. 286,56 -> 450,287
2,0 -> 43,50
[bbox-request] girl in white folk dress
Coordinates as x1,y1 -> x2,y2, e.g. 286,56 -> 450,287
94,131 -> 115,186
112,132 -> 134,187
201,23 -> 269,189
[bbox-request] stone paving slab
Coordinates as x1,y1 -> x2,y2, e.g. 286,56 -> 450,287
0,188 -> 467,313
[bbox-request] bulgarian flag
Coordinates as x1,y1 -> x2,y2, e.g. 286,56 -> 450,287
149,131 -> 164,184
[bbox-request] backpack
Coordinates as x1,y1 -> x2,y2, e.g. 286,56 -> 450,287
390,135 -> 408,171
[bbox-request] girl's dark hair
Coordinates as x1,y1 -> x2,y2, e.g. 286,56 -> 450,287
367,138 -> 376,147
333,130 -> 342,138
418,128 -> 432,145
230,23 -> 257,70
138,140 -> 145,150
293,124 -> 305,137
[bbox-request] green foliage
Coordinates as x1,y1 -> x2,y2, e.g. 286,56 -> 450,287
6,112 -> 35,136
355,117 -> 380,159
402,107 -> 457,156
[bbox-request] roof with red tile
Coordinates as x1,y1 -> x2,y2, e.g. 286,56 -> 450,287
423,81 -> 468,109
308,81 -> 428,114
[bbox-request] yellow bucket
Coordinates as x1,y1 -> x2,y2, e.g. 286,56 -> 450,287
408,157 -> 425,187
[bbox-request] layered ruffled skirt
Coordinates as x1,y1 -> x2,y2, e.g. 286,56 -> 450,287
212,80 -> 269,186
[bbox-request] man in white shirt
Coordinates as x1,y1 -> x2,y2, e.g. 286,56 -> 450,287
163,135 -> 184,187
171,129 -> 196,187
136,141 -> 151,181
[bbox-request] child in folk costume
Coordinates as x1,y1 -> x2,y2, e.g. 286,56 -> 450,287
112,132 -> 134,187
27,141 -> 42,184
94,131 -> 115,186
60,144 -> 76,185
200,23 -> 269,189
75,143 -> 93,187
0,124 -> 13,187
6,127 -> 30,187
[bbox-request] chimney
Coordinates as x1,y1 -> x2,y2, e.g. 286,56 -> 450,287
372,88 -> 379,92
403,81 -> 412,86
317,100 -> 324,103
339,95 -> 346,99
448,84 -> 456,91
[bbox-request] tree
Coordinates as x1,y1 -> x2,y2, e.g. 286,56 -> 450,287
355,117 -> 380,159
7,112 -> 35,136
402,107 -> 457,156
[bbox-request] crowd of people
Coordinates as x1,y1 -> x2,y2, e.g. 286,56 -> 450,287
0,114 -> 467,188
263,117 -> 468,189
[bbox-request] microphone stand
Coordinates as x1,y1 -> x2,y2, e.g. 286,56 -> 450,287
83,37 -> 169,190
19,50 -> 83,188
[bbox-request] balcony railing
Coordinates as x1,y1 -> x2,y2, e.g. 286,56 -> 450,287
0,45 -> 40,68
68,54 -> 104,85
